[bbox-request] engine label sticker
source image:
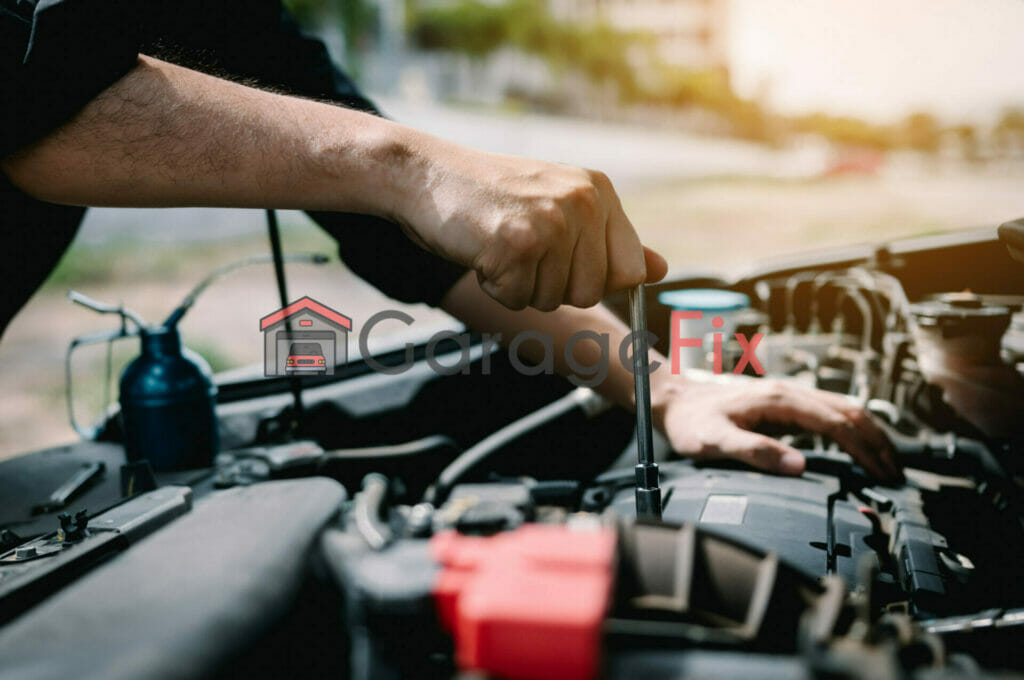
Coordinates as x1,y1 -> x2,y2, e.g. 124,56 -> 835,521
699,495 -> 749,525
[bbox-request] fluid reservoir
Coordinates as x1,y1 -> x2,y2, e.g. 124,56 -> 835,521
910,294 -> 1024,438
658,288 -> 750,371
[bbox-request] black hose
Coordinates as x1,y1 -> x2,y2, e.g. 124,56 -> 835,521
353,474 -> 392,550
424,387 -> 609,505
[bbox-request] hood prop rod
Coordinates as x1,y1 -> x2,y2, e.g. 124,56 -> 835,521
267,209 -> 304,429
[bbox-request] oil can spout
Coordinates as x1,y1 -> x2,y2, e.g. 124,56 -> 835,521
68,290 -> 146,329
161,252 -> 329,329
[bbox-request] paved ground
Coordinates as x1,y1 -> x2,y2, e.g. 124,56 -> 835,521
376,97 -> 828,189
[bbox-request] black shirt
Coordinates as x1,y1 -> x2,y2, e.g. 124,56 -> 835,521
0,0 -> 466,337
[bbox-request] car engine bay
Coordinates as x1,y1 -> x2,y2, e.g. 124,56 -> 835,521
0,225 -> 1022,679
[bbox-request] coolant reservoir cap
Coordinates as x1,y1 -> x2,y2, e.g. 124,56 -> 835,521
909,299 -> 1011,339
658,289 -> 749,312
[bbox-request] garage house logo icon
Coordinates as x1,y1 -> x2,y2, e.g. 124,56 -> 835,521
260,297 -> 352,377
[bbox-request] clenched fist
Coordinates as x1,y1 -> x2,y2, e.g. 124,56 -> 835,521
396,142 -> 667,311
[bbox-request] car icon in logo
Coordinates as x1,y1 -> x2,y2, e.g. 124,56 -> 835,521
285,342 -> 326,374
260,297 -> 350,377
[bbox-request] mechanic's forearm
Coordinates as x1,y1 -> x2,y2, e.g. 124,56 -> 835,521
442,270 -> 678,417
0,55 -> 421,216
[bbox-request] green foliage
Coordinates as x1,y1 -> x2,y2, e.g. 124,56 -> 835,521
410,0 -> 642,93
43,238 -> 182,290
282,0 -> 327,23
284,0 -> 377,72
411,0 -> 515,56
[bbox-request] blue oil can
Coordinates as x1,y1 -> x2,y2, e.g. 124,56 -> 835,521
119,326 -> 219,470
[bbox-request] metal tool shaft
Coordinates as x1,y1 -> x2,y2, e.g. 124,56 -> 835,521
33,462 -> 105,514
628,285 -> 661,520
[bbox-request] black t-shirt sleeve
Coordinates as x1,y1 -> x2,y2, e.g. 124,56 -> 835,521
309,210 -> 468,308
0,0 -> 139,158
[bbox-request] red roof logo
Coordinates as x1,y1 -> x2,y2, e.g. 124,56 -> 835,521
259,296 -> 352,331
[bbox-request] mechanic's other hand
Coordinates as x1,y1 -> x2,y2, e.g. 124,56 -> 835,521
654,379 -> 902,483
399,144 -> 667,311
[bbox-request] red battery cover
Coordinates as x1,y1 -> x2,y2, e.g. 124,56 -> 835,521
431,524 -> 616,680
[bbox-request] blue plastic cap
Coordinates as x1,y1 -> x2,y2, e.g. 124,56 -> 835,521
658,288 -> 749,312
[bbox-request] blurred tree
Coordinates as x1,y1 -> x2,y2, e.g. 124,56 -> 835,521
646,67 -> 781,142
410,0 -> 513,57
948,124 -> 980,162
283,0 -> 377,73
996,108 -> 1024,130
282,0 -> 326,23
791,113 -> 895,150
901,111 -> 940,153
409,0 -> 643,99
995,108 -> 1024,157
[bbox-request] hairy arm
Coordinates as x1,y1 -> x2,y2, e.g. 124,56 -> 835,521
442,271 -> 900,481
1,55 -> 417,214
1,55 -> 662,310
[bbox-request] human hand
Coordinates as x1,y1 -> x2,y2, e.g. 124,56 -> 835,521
397,141 -> 667,311
652,378 -> 901,482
